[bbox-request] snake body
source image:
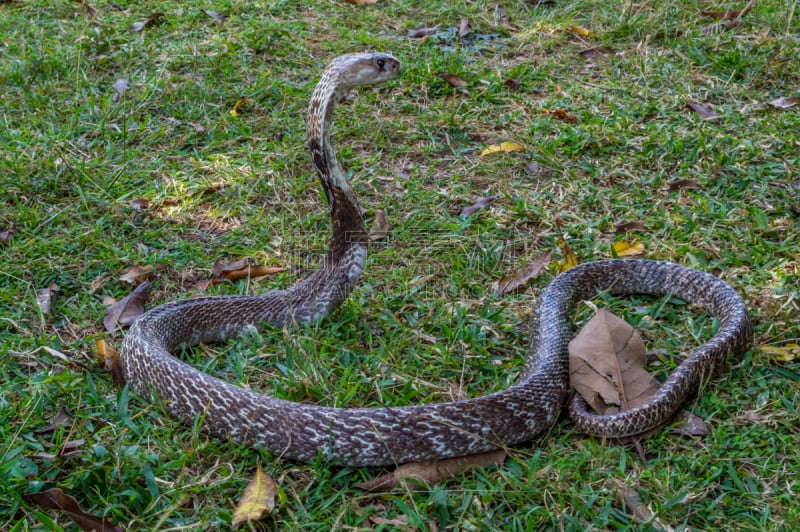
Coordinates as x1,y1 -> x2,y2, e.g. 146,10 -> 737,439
121,53 -> 753,467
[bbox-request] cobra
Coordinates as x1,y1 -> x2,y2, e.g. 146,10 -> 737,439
120,53 -> 753,466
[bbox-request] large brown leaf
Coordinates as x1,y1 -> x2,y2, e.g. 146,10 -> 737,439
23,488 -> 123,532
569,309 -> 659,414
103,281 -> 149,332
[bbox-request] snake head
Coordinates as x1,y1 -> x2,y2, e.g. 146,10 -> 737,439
330,53 -> 401,89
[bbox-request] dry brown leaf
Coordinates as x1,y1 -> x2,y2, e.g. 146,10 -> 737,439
0,225 -> 16,246
370,515 -> 409,526
701,9 -> 742,19
199,259 -> 287,289
357,449 -> 506,491
579,46 -> 614,60
629,2 -> 650,13
480,141 -> 525,156
542,108 -> 578,123
767,96 -> 800,109
369,209 -> 389,241
459,195 -> 498,217
497,6 -> 510,26
36,282 -> 59,314
34,407 -> 73,435
494,250 -> 553,295
96,339 -> 124,386
58,438 -> 86,458
666,178 -> 701,192
23,488 -> 123,532
130,197 -> 150,210
614,220 -> 646,234
232,466 -> 278,527
131,12 -> 163,32
557,236 -> 579,272
606,479 -> 655,524
103,281 -> 149,332
119,264 -> 160,285
701,20 -> 744,34
407,25 -> 440,38
670,409 -> 710,436
435,72 -> 467,88
612,240 -> 645,257
111,78 -> 129,103
569,309 -> 660,414
686,101 -> 718,120
503,78 -> 521,90
458,17 -> 470,40
203,9 -> 227,22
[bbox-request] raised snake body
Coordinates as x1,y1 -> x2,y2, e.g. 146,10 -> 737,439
121,53 -> 753,467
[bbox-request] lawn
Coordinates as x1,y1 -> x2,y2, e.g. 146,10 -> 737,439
1,0 -> 798,529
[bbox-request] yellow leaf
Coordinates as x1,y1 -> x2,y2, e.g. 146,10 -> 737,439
758,343 -> 800,363
557,236 -> 579,272
232,466 -> 278,527
229,97 -> 252,117
480,141 -> 525,156
612,240 -> 645,257
567,25 -> 595,38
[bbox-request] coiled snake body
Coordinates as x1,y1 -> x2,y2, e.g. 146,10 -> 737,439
121,53 -> 753,466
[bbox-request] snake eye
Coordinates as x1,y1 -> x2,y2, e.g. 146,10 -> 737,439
376,58 -> 386,70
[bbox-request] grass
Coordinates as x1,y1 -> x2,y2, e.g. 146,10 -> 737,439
1,0 -> 798,529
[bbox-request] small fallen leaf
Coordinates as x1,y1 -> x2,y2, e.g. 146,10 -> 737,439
23,488 -> 123,532
701,20 -> 744,34
130,197 -> 150,210
606,479 -> 655,524
34,407 -> 73,435
542,108 -> 578,122
112,78 -> 129,103
407,25 -> 440,38
759,343 -> 800,363
614,220 -> 646,234
199,259 -> 287,289
579,46 -> 614,60
557,236 -> 579,272
459,195 -> 498,217
229,96 -> 253,117
369,209 -> 389,241
357,449 -> 506,491
686,101 -> 719,120
497,6 -> 510,26
0,225 -> 16,245
669,409 -> 710,436
103,281 -> 149,332
232,466 -> 278,527
36,282 -> 59,314
629,2 -> 650,13
480,141 -> 525,156
58,438 -> 86,458
569,309 -> 659,414
369,515 -> 409,526
435,72 -> 467,88
503,78 -> 521,90
767,96 -> 800,109
494,250 -> 553,295
612,240 -> 645,257
458,17 -> 470,40
131,12 -> 163,32
96,338 -> 124,385
701,9 -> 742,19
665,178 -> 701,192
118,264 -> 162,285
203,10 -> 227,22
566,25 -> 595,38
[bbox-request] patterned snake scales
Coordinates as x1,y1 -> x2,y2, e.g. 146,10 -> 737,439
121,53 -> 753,467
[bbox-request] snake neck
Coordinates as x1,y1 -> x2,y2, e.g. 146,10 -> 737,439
287,69 -> 367,322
